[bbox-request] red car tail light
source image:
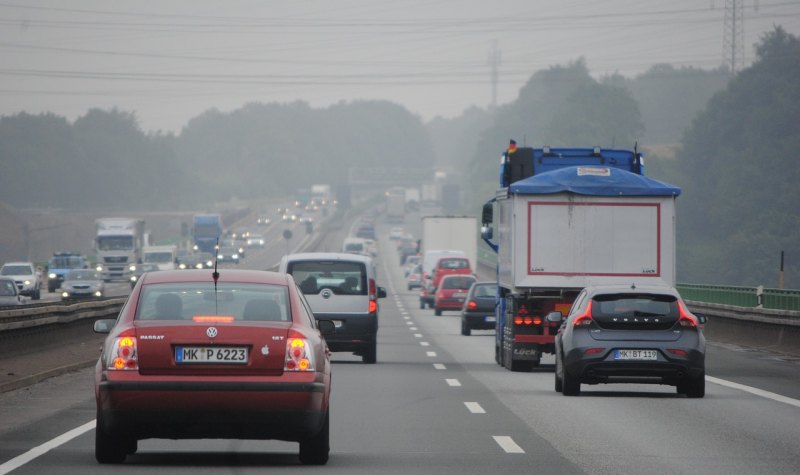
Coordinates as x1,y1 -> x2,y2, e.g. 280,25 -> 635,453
573,301 -> 594,327
677,301 -> 698,328
107,332 -> 138,371
284,334 -> 315,372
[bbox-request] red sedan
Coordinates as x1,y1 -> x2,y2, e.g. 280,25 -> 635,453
433,274 -> 476,316
93,269 -> 334,465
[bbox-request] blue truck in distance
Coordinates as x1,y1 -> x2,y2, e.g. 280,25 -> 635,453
192,214 -> 223,254
482,145 -> 680,372
47,252 -> 88,292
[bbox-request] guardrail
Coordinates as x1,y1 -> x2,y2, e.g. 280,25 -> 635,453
0,298 -> 126,333
478,247 -> 800,312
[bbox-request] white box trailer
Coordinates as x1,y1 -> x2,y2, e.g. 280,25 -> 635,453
497,193 -> 676,290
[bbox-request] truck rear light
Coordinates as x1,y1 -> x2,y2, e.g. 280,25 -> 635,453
514,316 -> 542,326
284,334 -> 315,371
107,332 -> 138,371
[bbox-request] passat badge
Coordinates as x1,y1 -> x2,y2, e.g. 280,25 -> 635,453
206,327 -> 218,338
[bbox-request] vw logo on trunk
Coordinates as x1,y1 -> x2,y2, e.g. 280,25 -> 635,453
206,327 -> 218,338
321,289 -> 332,299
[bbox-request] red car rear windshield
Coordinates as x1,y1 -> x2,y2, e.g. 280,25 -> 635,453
135,282 -> 290,322
442,276 -> 476,289
438,258 -> 469,269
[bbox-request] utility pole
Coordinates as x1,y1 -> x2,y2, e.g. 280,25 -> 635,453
722,0 -> 758,74
488,40 -> 501,110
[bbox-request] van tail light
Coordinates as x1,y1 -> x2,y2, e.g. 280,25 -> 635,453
677,301 -> 698,328
467,300 -> 477,310
284,331 -> 315,372
368,278 -> 378,313
573,301 -> 594,327
106,331 -> 138,371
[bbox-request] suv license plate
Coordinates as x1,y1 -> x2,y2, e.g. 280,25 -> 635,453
484,316 -> 496,322
176,346 -> 248,364
614,349 -> 657,361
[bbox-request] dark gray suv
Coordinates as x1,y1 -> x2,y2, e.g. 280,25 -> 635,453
551,284 -> 706,397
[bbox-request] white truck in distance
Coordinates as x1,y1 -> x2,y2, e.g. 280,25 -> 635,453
420,216 -> 478,275
94,217 -> 145,281
142,245 -> 177,271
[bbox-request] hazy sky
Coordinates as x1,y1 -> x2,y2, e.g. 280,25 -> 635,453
1,0 -> 798,133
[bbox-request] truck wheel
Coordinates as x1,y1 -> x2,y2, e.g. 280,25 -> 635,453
562,367 -> 581,396
460,320 -> 471,336
434,308 -> 442,316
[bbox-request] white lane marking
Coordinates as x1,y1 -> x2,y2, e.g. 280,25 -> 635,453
464,402 -> 486,414
433,363 -> 446,370
426,351 -> 437,357
0,420 -> 95,475
420,342 -> 430,347
410,327 -> 418,331
707,376 -> 800,408
404,316 -> 410,320
406,321 -> 413,325
414,333 -> 423,338
446,379 -> 461,387
493,435 -> 524,453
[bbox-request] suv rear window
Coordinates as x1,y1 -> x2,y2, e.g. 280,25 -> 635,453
287,260 -> 368,296
442,276 -> 476,289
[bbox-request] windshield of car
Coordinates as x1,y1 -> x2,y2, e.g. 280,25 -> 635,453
287,260 -> 367,295
65,270 -> 102,280
344,243 -> 364,252
50,256 -> 83,268
442,276 -> 476,289
135,282 -> 290,322
0,279 -> 16,296
472,284 -> 497,297
1,265 -> 33,275
439,258 -> 469,269
144,252 -> 173,263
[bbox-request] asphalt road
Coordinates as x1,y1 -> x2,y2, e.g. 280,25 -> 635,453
1,214 -> 799,474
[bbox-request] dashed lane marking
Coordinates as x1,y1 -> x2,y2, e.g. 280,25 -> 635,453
420,342 -> 430,347
492,435 -> 524,453
464,402 -> 486,414
426,351 -> 437,357
446,379 -> 461,387
433,363 -> 446,370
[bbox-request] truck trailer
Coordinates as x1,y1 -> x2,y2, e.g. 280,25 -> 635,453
482,146 -> 681,371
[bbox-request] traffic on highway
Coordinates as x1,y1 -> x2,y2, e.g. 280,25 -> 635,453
1,194 -> 799,474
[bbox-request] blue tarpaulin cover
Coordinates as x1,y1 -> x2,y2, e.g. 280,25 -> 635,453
508,166 -> 681,196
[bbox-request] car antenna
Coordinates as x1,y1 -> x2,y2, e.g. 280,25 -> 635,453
213,238 -> 220,314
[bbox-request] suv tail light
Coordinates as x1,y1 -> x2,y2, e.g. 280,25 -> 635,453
573,301 -> 594,327
106,331 -> 138,370
677,301 -> 698,328
467,300 -> 477,310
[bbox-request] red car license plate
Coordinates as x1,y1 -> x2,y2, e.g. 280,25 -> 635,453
176,346 -> 249,364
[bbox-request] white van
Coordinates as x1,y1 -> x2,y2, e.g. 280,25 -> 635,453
279,252 -> 386,363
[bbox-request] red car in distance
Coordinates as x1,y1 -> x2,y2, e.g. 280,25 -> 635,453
434,274 -> 477,316
93,269 -> 334,465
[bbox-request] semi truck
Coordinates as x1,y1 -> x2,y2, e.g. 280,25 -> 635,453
94,218 -> 146,281
192,214 -> 223,254
481,146 -> 681,371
